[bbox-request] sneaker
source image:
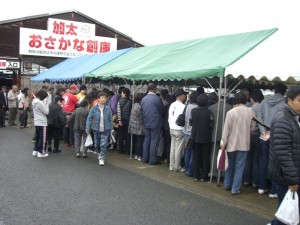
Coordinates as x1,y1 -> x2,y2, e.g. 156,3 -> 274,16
75,153 -> 81,158
258,189 -> 265,195
37,152 -> 48,158
179,168 -> 185,172
87,149 -> 93,153
20,126 -> 24,129
82,153 -> 88,158
137,157 -> 142,161
32,151 -> 38,156
94,151 -> 98,155
269,193 -> 278,199
169,166 -> 174,171
134,155 -> 138,160
99,159 -> 105,166
232,190 -> 240,195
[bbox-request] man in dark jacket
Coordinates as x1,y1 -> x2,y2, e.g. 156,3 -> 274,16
47,96 -> 66,153
0,86 -> 8,127
268,86 -> 300,225
141,83 -> 164,165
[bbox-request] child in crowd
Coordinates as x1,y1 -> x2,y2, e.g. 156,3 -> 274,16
32,90 -> 49,158
86,92 -> 113,166
68,99 -> 89,158
47,96 -> 66,153
128,93 -> 145,160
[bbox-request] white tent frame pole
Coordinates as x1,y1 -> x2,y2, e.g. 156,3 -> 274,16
209,75 -> 223,183
129,80 -> 135,160
226,78 -> 244,96
204,78 -> 218,95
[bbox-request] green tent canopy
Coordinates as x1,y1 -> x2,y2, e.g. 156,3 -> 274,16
85,28 -> 278,82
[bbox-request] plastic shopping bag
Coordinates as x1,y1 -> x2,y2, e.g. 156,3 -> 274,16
217,149 -> 228,171
84,134 -> 93,147
275,190 -> 299,225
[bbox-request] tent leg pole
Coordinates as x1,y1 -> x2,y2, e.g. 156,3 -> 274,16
129,81 -> 135,160
210,75 -> 223,183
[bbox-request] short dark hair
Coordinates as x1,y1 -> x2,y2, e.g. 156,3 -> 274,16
196,86 -> 204,94
233,92 -> 247,105
98,92 -> 107,98
197,93 -> 208,107
250,89 -> 264,103
148,83 -> 157,91
80,99 -> 89,107
160,89 -> 169,99
56,87 -> 65,95
134,93 -> 144,103
189,91 -> 198,104
118,86 -> 125,94
54,96 -> 64,103
1,86 -> 7,90
274,83 -> 287,95
42,85 -> 48,90
286,86 -> 300,101
122,87 -> 131,97
36,90 -> 48,101
79,85 -> 87,91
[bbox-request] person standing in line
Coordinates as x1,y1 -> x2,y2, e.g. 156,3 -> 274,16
0,86 -> 8,127
117,87 -> 132,154
18,87 -> 30,128
257,83 -> 287,198
32,90 -> 49,158
47,87 -> 54,105
243,89 -> 264,188
268,86 -> 300,225
141,83 -> 164,165
47,96 -> 66,153
86,92 -> 113,166
76,85 -> 87,103
190,93 -> 214,181
69,99 -> 89,158
128,93 -> 145,161
168,88 -> 188,172
221,92 -> 256,195
183,91 -> 198,177
7,85 -> 18,126
62,84 -> 79,147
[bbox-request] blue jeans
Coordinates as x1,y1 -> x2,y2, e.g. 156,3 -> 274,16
258,139 -> 277,194
184,134 -> 193,176
93,131 -> 109,161
224,151 -> 247,193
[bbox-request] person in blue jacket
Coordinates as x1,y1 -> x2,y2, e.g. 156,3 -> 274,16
86,92 -> 113,166
141,83 -> 164,165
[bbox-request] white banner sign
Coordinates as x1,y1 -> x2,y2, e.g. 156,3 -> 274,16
48,18 -> 96,37
0,60 -> 20,69
19,27 -> 117,58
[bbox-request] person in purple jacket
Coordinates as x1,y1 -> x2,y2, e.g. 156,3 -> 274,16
141,83 -> 164,165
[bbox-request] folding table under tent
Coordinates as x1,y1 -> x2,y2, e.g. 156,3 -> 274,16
30,48 -> 132,83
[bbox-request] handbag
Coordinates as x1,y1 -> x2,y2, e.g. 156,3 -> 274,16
84,134 -> 93,147
175,104 -> 188,127
275,190 -> 299,225
217,148 -> 228,171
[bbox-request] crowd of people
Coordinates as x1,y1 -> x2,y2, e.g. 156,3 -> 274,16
1,82 -> 300,224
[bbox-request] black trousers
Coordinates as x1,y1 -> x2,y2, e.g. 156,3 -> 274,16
48,125 -> 61,150
192,143 -> 211,180
118,124 -> 130,154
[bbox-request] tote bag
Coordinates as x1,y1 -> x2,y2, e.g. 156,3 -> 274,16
275,190 -> 299,225
217,149 -> 228,171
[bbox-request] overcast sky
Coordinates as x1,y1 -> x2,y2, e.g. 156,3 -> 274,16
1,0 -> 299,46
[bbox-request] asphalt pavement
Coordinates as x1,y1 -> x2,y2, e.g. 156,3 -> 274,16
0,126 -> 272,225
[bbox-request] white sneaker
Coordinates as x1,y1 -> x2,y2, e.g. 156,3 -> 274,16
258,189 -> 265,195
99,159 -> 105,166
134,155 -> 138,160
37,152 -> 48,158
137,157 -> 142,161
32,151 -> 38,156
269,193 -> 278,199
